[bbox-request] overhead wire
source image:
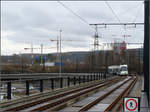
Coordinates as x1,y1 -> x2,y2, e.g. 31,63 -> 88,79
104,1 -> 122,24
57,1 -> 94,30
129,3 -> 143,44
118,2 -> 142,18
57,1 -> 96,50
104,1 -> 125,43
132,3 -> 143,23
104,1 -> 144,43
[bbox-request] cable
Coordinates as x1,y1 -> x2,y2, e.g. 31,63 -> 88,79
105,1 -> 121,24
119,2 -> 142,17
104,1 -> 126,41
104,1 -> 125,42
57,1 -> 94,30
132,3 -> 143,23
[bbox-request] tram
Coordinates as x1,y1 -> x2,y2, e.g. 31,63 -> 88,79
108,64 -> 128,76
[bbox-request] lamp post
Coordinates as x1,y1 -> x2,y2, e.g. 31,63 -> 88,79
59,30 -> 62,77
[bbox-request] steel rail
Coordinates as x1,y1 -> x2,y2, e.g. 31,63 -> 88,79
1,78 -> 101,108
30,81 -> 114,111
31,77 -> 131,111
106,77 -> 137,112
79,77 -> 133,112
5,77 -> 122,111
1,79 -> 94,108
30,77 -> 126,111
2,84 -> 90,109
47,77 -> 126,112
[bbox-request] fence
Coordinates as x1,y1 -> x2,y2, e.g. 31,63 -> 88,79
0,72 -> 110,100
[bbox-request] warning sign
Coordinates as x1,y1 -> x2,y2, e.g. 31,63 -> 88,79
124,97 -> 139,112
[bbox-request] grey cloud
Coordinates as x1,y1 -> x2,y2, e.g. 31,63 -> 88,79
1,1 -> 144,54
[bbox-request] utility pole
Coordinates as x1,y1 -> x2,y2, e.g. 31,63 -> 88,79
41,44 -> 45,72
90,50 -> 94,72
90,23 -> 144,66
92,25 -> 100,72
41,44 -> 43,65
31,43 -> 33,65
59,29 -> 62,77
21,53 -> 24,73
56,36 -> 59,62
57,36 -> 59,56
94,25 -> 99,51
24,44 -> 37,67
50,37 -> 83,64
19,52 -> 24,74
50,38 -> 59,62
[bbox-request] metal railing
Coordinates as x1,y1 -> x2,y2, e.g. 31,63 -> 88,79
0,72 -> 110,100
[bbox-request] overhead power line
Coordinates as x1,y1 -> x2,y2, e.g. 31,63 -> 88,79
105,1 -> 121,24
132,3 -> 143,23
57,1 -> 94,30
119,2 -> 142,17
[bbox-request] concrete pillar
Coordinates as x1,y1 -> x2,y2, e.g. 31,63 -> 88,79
144,0 -> 149,104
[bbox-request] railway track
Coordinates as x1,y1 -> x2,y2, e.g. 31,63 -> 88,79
1,76 -> 109,108
48,76 -> 136,112
1,76 -> 125,112
79,76 -> 137,112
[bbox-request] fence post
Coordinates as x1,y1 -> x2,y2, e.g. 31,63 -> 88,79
99,73 -> 101,80
26,80 -> 29,96
51,78 -> 54,90
83,75 -> 85,83
99,73 -> 100,79
60,77 -> 63,88
105,72 -> 107,79
73,77 -> 76,85
97,73 -> 99,80
67,77 -> 70,87
94,74 -> 95,81
7,81 -> 11,99
87,75 -> 89,82
40,80 -> 43,92
90,75 -> 92,81
79,76 -> 81,84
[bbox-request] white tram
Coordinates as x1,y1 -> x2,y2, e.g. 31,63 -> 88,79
108,64 -> 128,76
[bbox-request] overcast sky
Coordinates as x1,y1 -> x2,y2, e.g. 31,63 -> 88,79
1,1 -> 144,55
